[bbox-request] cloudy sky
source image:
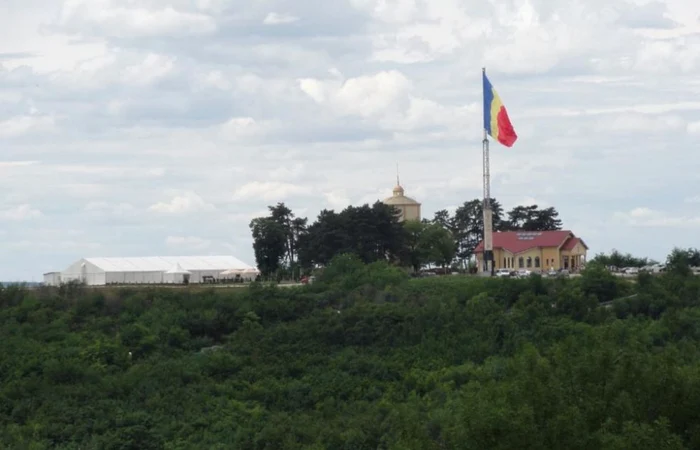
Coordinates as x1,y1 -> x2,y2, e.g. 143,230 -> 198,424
1,0 -> 699,280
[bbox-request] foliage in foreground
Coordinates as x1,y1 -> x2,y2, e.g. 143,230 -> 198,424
2,257 -> 700,449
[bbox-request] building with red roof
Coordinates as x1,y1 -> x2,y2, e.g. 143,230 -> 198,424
474,230 -> 588,272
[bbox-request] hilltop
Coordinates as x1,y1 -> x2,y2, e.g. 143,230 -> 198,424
2,255 -> 700,449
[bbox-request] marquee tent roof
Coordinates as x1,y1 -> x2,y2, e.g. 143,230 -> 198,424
165,263 -> 191,274
83,256 -> 254,272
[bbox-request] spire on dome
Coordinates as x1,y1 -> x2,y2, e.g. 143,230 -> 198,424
393,163 -> 404,196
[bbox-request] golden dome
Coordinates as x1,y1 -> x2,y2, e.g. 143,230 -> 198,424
383,183 -> 420,206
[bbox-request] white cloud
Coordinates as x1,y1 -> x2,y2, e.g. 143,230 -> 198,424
300,71 -> 412,118
263,12 -> 299,25
269,163 -> 305,181
165,235 -> 211,250
324,190 -> 352,210
54,164 -> 166,178
121,53 -> 176,86
298,70 -> 476,132
0,115 -> 55,138
84,201 -> 136,216
219,117 -> 266,140
688,121 -> 700,134
226,210 -> 270,223
0,161 -> 39,169
596,113 -> 685,132
1,204 -> 43,221
58,1 -> 217,37
8,240 -> 102,252
233,182 -> 313,201
613,207 -> 700,228
149,192 -> 215,214
197,70 -> 232,90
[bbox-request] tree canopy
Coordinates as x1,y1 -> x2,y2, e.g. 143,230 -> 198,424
2,251 -> 700,449
589,249 -> 657,268
251,199 -> 565,276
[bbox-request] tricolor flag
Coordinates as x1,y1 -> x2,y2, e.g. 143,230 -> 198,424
483,71 -> 518,147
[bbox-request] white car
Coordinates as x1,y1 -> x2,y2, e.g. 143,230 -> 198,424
517,269 -> 532,278
495,268 -> 512,278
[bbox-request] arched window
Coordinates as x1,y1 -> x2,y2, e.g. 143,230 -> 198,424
526,257 -> 532,268
504,257 -> 507,268
518,257 -> 524,268
535,257 -> 540,268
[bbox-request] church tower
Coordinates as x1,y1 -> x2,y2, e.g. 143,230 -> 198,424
381,167 -> 421,222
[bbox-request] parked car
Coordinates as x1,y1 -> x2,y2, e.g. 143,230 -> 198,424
548,269 -> 569,278
495,268 -> 512,278
517,269 -> 532,278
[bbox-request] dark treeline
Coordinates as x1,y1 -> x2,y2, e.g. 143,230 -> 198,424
591,248 -> 700,269
250,200 -> 564,277
2,254 -> 700,448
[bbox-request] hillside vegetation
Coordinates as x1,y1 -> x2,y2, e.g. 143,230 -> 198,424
2,255 -> 700,449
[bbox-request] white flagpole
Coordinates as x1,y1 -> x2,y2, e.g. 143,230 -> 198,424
482,67 -> 494,276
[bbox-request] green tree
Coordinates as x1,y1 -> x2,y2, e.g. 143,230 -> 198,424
589,249 -> 654,268
401,222 -> 456,271
432,209 -> 454,231
418,223 -> 456,270
453,198 -> 504,266
505,205 -> 563,231
580,264 -> 622,303
249,217 -> 287,277
268,203 -> 307,269
666,247 -> 700,273
402,220 -> 426,272
298,202 -> 405,268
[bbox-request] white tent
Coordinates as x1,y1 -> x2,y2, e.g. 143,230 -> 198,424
220,268 -> 245,276
54,255 -> 255,286
221,267 -> 259,280
241,268 -> 260,280
163,263 -> 191,284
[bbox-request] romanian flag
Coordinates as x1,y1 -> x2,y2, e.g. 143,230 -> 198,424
483,71 -> 518,147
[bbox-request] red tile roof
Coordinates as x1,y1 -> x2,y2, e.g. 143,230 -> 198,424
561,236 -> 588,251
474,230 -> 576,255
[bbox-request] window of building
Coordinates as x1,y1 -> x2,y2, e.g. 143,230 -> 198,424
535,257 -> 540,268
503,257 -> 507,268
527,257 -> 532,268
518,257 -> 524,268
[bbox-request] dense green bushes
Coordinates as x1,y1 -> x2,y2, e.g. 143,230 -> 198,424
2,257 -> 700,449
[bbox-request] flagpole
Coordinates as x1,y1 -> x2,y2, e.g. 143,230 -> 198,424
482,67 -> 494,276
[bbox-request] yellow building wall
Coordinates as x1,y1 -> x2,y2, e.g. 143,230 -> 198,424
493,249 -> 504,269
541,247 -> 561,270
403,204 -> 421,222
484,247 -> 564,271
394,204 -> 421,222
513,248 -> 545,270
475,239 -> 587,272
560,242 -> 587,270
